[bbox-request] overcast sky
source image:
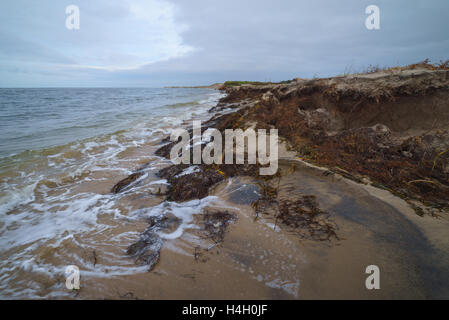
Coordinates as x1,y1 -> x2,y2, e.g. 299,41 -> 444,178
1,0 -> 448,87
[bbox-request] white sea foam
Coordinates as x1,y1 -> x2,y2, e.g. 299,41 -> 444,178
137,196 -> 229,241
265,278 -> 300,298
0,89 -> 226,298
175,166 -> 201,177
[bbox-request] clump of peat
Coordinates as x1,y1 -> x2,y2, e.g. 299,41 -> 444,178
277,197 -> 338,241
252,179 -> 338,241
126,214 -> 181,271
158,162 -> 261,202
201,210 -> 237,244
111,171 -> 145,193
192,210 -> 237,263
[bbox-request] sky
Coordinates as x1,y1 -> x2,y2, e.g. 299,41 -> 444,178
0,0 -> 448,87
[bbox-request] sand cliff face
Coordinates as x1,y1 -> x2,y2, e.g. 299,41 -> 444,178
216,65 -> 449,213
222,68 -> 449,133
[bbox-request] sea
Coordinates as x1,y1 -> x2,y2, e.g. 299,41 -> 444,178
0,88 -> 227,298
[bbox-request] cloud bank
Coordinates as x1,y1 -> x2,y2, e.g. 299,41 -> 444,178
0,0 -> 448,87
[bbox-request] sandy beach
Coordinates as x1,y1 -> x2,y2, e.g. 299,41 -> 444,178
69,62 -> 449,299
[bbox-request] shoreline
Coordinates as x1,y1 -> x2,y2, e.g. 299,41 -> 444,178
2,64 -> 449,298
105,63 -> 449,299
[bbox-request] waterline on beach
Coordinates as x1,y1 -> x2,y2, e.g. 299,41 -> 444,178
0,88 -> 225,298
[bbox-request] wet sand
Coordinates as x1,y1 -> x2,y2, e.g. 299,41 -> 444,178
72,159 -> 449,299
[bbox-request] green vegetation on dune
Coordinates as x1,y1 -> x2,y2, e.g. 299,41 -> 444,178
223,80 -> 293,87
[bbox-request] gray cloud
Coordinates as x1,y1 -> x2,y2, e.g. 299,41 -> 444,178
1,0 -> 448,87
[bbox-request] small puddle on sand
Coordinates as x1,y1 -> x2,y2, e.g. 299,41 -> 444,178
73,160 -> 449,299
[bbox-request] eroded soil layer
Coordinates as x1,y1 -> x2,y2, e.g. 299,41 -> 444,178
210,65 -> 449,213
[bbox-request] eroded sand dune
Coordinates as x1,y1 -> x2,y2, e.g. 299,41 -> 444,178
104,63 -> 449,299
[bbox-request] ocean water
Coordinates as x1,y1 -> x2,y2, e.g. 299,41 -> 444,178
0,88 -> 226,298
0,88 -> 221,158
